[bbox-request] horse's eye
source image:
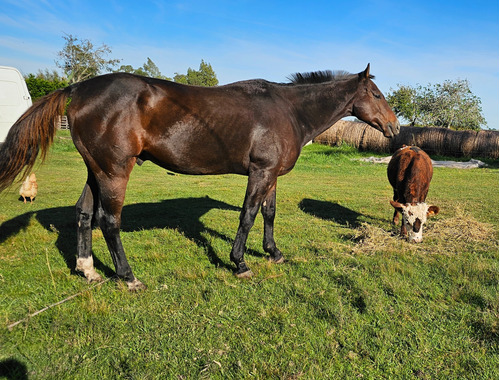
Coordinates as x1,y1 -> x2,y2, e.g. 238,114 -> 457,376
372,92 -> 381,99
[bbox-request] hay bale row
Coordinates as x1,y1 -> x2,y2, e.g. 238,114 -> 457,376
315,121 -> 499,159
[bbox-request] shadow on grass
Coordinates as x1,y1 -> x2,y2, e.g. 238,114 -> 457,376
0,196 -> 263,276
299,198 -> 366,227
0,358 -> 28,380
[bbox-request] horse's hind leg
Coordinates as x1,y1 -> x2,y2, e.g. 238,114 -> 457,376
75,175 -> 103,282
261,182 -> 284,263
95,174 -> 146,291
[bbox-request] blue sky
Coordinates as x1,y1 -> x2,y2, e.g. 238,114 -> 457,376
1,0 -> 498,129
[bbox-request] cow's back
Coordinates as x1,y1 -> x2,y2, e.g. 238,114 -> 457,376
388,146 -> 433,204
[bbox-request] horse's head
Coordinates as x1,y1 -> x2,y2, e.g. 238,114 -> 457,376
351,64 -> 400,138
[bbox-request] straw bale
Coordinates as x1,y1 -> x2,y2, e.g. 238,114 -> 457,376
315,121 -> 499,159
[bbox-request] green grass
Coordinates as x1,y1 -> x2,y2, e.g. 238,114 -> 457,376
0,131 -> 498,379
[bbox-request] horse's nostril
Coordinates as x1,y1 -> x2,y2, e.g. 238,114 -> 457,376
391,121 -> 401,135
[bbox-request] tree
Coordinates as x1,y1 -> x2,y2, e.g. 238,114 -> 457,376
385,84 -> 421,126
141,58 -> 166,79
115,64 -> 135,74
115,58 -> 171,80
24,70 -> 69,101
56,34 -> 120,84
425,79 -> 486,130
174,60 -> 218,86
386,80 -> 486,130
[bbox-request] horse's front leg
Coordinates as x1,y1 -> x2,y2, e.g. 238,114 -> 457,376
261,182 -> 284,263
230,170 -> 277,278
230,200 -> 260,278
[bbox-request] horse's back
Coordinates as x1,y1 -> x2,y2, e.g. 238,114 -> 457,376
67,73 -> 301,177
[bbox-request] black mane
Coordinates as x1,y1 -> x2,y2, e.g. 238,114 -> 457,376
287,70 -> 352,84
287,70 -> 374,85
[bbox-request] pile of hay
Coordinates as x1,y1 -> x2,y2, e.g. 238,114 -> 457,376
351,223 -> 411,255
426,208 -> 496,247
351,207 -> 496,255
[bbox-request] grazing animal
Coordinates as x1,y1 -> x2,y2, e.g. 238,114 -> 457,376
0,64 -> 399,290
19,173 -> 38,204
387,146 -> 439,242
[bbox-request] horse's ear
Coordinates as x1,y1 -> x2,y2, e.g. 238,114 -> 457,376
359,63 -> 371,80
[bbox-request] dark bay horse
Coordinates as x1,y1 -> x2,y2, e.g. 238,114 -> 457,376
0,64 -> 399,290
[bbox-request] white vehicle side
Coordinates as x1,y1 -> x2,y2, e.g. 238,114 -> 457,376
0,66 -> 32,143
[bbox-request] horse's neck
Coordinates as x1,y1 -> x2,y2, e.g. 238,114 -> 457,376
285,81 -> 357,145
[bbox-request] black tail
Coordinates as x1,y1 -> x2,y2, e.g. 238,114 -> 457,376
0,88 -> 71,192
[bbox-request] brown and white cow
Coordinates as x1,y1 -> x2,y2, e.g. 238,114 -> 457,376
387,146 -> 439,242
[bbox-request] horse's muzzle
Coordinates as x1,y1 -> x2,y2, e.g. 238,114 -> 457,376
384,120 -> 400,138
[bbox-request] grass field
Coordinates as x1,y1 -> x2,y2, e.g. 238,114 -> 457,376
0,131 -> 498,379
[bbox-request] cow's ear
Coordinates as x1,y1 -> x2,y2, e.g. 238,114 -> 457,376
427,205 -> 440,217
390,200 -> 404,211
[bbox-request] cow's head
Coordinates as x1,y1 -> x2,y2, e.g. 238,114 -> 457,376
390,201 -> 440,243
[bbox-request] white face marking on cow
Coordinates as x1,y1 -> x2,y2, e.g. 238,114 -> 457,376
401,203 -> 429,243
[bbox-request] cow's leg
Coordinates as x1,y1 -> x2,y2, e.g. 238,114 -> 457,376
392,209 -> 400,225
75,173 -> 102,282
230,169 -> 277,277
400,222 -> 408,238
392,191 -> 400,224
261,182 -> 284,263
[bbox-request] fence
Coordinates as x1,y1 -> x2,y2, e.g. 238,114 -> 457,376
57,116 -> 69,130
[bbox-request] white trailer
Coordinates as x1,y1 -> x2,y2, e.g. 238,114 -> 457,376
0,66 -> 32,143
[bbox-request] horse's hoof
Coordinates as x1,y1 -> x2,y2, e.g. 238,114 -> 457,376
87,273 -> 104,283
235,270 -> 254,279
127,279 -> 147,291
269,256 -> 285,264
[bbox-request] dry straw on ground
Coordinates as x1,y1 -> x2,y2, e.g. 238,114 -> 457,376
351,206 -> 496,256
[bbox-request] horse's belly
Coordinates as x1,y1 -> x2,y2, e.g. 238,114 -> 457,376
143,139 -> 250,175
